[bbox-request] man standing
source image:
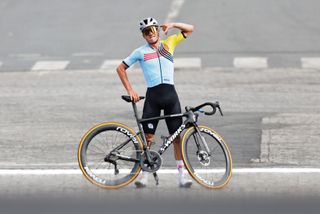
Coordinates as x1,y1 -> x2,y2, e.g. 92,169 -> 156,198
116,17 -> 194,188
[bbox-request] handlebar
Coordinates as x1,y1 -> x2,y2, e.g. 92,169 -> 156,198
185,101 -> 223,116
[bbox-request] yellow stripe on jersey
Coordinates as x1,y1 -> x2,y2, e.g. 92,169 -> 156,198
161,32 -> 186,55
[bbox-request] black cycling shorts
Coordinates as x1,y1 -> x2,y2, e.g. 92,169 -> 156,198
142,84 -> 182,135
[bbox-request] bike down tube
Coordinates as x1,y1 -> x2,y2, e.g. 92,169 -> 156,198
156,111 -> 198,155
157,120 -> 189,155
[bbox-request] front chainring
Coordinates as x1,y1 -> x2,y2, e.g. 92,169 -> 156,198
140,150 -> 162,173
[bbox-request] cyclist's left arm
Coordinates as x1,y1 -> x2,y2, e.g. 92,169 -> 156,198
161,22 -> 194,38
161,23 -> 194,55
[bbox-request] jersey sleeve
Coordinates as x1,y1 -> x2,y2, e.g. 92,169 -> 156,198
162,32 -> 186,55
123,48 -> 141,68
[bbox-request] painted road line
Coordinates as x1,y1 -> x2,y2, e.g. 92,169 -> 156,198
1,168 -> 320,175
165,0 -> 185,23
0,61 -> 2,68
174,57 -> 202,69
301,57 -> 320,69
32,61 -> 70,71
100,59 -> 122,70
233,57 -> 268,69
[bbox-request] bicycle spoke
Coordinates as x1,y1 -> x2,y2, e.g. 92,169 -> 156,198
183,127 -> 231,188
87,148 -> 106,155
89,143 -> 106,154
79,124 -> 142,188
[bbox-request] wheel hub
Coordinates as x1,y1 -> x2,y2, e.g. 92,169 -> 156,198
198,150 -> 210,166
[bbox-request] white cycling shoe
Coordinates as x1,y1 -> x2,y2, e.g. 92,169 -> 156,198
135,171 -> 148,188
134,171 -> 192,188
179,176 -> 192,188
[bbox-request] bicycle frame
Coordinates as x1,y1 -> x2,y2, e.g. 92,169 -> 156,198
108,100 -> 211,164
131,102 -> 201,155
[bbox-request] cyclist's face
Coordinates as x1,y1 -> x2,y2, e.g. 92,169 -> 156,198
142,26 -> 159,44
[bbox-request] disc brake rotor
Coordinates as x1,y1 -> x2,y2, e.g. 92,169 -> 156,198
198,151 -> 210,166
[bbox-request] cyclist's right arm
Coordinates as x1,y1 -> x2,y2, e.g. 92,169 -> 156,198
116,48 -> 141,103
116,62 -> 140,103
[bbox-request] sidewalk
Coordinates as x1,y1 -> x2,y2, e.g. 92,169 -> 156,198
260,113 -> 320,166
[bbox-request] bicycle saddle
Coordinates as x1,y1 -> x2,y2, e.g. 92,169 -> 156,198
121,95 -> 145,103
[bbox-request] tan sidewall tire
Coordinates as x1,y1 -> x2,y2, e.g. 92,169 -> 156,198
181,125 -> 233,189
78,122 -> 143,189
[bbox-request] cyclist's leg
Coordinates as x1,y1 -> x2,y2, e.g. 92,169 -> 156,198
163,89 -> 183,160
141,91 -> 160,146
163,88 -> 192,187
173,135 -> 182,160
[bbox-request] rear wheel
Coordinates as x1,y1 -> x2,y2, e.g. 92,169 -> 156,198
181,125 -> 232,189
78,122 -> 143,189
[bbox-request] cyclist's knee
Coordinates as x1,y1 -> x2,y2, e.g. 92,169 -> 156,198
145,133 -> 155,143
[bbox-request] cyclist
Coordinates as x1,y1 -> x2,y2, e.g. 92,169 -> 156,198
116,17 -> 194,188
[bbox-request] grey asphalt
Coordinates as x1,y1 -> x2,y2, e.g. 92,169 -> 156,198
3,67 -> 319,169
0,68 -> 265,168
1,0 -> 320,71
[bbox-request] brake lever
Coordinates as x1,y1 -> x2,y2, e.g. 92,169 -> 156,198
217,106 -> 224,116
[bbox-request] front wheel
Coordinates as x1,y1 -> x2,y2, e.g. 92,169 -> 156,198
181,125 -> 232,189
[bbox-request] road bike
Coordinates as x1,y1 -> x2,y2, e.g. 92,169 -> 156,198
78,95 -> 232,189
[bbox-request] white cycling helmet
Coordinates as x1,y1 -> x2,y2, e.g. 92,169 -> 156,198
139,17 -> 159,32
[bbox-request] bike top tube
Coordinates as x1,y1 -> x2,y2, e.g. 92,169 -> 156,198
138,113 -> 187,124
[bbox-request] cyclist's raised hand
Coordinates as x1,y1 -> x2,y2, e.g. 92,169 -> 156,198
160,23 -> 174,35
128,89 -> 140,103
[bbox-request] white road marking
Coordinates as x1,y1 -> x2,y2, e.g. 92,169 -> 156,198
100,59 -> 122,70
174,57 -> 202,69
233,57 -> 268,69
1,168 -> 320,175
32,61 -> 70,71
0,61 -> 2,68
165,0 -> 185,23
301,57 -> 320,69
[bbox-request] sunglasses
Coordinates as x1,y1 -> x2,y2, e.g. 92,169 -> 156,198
142,26 -> 158,36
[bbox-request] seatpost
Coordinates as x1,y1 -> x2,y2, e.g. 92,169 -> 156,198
131,102 -> 140,122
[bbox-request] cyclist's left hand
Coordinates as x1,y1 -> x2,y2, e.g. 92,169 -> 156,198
161,23 -> 174,35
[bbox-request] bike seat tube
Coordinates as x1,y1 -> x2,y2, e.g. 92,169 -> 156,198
131,102 -> 148,149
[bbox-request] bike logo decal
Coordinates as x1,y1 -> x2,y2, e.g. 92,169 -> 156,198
194,172 -> 215,186
148,123 -> 154,129
116,127 -> 138,144
160,124 -> 185,153
84,166 -> 107,185
200,127 -> 223,142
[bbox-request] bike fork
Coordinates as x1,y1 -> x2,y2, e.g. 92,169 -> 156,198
194,126 -> 211,154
